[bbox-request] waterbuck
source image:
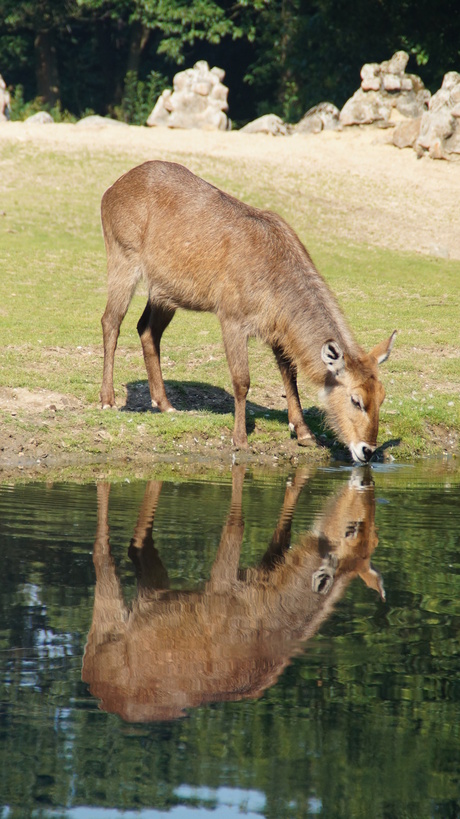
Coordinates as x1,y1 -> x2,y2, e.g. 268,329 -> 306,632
82,466 -> 383,721
100,161 -> 396,462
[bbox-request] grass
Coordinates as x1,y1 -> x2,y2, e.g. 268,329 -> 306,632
0,131 -> 458,474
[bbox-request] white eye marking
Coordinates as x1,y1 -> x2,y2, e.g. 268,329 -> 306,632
351,394 -> 365,412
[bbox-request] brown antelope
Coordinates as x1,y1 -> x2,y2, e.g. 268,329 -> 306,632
100,161 -> 396,462
82,466 -> 384,722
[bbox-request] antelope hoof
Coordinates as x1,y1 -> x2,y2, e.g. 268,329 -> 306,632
297,433 -> 316,448
289,422 -> 316,447
152,399 -> 176,412
102,402 -> 116,410
231,436 -> 249,450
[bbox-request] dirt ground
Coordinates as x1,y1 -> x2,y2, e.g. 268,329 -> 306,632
1,119 -> 459,474
3,117 -> 460,258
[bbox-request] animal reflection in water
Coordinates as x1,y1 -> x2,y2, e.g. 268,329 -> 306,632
82,467 -> 385,722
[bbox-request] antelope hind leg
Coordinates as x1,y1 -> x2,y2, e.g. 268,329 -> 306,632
137,301 -> 176,412
100,249 -> 140,408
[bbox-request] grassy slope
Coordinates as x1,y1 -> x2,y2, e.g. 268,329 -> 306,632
0,133 -> 458,473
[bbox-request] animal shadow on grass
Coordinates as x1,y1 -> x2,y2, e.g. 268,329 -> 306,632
124,379 -> 235,415
122,381 -> 399,459
122,379 -> 325,441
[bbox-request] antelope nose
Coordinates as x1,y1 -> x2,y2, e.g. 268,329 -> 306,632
351,442 -> 376,463
362,445 -> 374,462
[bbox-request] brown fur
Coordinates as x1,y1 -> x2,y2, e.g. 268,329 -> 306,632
82,466 -> 384,722
100,161 -> 396,459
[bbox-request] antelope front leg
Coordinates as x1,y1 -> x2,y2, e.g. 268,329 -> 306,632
260,466 -> 311,568
273,345 -> 316,446
220,320 -> 250,449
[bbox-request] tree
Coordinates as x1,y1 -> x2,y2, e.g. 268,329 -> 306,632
241,0 -> 460,121
0,0 -> 458,121
75,0 -> 234,108
0,0 -> 267,117
0,0 -> 83,105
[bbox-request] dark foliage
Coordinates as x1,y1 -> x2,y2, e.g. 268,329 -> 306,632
0,0 -> 459,123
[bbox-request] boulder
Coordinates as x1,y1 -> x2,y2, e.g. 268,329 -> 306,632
340,51 -> 430,127
147,61 -> 230,131
0,74 -> 11,121
76,115 -> 129,128
340,88 -> 392,126
240,105 -> 340,137
294,102 -> 340,133
360,63 -> 381,92
445,129 -> 460,154
392,116 -> 422,149
416,71 -> 460,158
25,111 -> 54,124
240,114 -> 289,135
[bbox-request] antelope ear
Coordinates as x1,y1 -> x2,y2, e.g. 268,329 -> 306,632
359,564 -> 386,601
370,330 -> 397,365
321,340 -> 345,376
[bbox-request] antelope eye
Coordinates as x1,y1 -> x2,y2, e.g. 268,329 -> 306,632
351,394 -> 364,411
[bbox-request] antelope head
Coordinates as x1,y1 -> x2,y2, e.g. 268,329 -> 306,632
321,331 -> 397,463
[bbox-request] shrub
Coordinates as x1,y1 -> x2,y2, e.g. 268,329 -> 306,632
8,84 -> 77,122
115,70 -> 169,125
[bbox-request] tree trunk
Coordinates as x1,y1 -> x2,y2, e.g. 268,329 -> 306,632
34,30 -> 60,106
126,21 -> 150,78
97,19 -> 120,109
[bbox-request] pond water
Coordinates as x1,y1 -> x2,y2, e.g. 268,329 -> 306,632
0,460 -> 459,819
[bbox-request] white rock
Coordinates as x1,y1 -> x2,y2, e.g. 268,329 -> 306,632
147,60 -> 230,130
240,114 -> 289,135
25,111 -> 54,124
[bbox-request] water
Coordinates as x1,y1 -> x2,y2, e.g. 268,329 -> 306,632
0,461 -> 459,819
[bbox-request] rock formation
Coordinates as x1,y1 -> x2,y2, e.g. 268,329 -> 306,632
0,75 -> 10,121
240,103 -> 340,136
147,60 -> 230,131
340,51 -> 430,126
392,117 -> 422,149
415,71 -> 460,159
